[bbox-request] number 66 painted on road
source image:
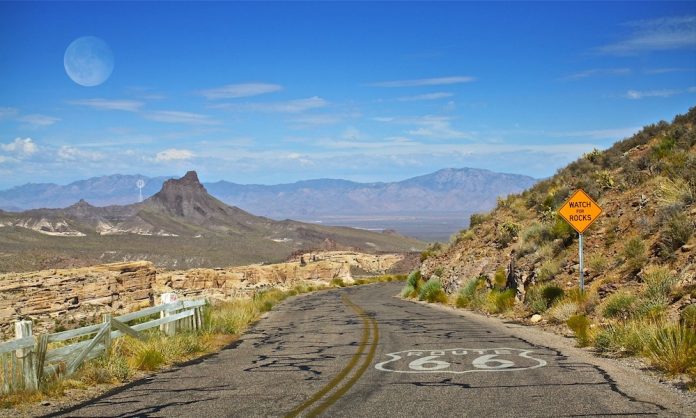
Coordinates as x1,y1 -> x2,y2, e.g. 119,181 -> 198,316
375,348 -> 546,374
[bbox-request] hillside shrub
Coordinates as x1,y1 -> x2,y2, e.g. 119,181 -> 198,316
456,276 -> 487,308
469,213 -> 489,227
567,314 -> 591,347
681,304 -> 696,329
658,213 -> 694,260
548,301 -> 578,323
588,254 -> 609,275
551,216 -> 576,244
645,325 -> 696,375
642,266 -> 676,302
420,242 -> 443,262
407,270 -> 422,288
418,278 -> 447,303
651,136 -> 676,160
493,268 -> 507,289
600,292 -> 636,319
622,237 -> 647,273
497,222 -> 521,248
537,259 -> 561,281
486,289 -> 516,313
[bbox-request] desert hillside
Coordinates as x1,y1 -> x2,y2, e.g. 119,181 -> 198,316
416,107 -> 695,383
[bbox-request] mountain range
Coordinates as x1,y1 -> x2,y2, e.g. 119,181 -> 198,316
0,171 -> 423,272
0,168 -> 537,240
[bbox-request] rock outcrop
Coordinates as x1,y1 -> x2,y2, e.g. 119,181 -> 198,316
0,261 -> 156,337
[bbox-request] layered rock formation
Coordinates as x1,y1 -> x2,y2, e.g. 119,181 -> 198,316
0,261 -> 156,337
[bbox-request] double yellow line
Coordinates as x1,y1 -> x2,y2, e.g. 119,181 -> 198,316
286,294 -> 379,418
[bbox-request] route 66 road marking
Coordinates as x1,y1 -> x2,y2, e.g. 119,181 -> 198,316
374,348 -> 547,374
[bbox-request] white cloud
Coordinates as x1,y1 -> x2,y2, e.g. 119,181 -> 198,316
215,96 -> 328,113
396,92 -> 454,101
369,76 -> 475,88
199,83 -> 283,99
155,148 -> 195,162
375,115 -> 473,140
1,137 -> 38,156
0,107 -> 19,120
19,114 -> 60,126
562,68 -> 631,80
598,15 -> 696,55
644,67 -> 695,74
57,146 -> 105,162
69,98 -> 144,112
625,88 -> 683,99
144,111 -> 220,125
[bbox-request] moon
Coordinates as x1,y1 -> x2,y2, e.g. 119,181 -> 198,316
64,36 -> 114,87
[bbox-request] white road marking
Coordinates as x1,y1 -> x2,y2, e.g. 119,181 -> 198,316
375,348 -> 547,374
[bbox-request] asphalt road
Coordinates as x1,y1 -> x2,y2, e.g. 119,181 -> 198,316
47,283 -> 690,417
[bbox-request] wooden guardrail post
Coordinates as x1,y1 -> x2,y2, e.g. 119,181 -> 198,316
102,314 -> 112,356
159,293 -> 177,336
15,320 -> 37,391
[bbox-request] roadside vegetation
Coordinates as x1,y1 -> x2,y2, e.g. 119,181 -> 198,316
1,274 -> 404,409
407,108 -> 696,390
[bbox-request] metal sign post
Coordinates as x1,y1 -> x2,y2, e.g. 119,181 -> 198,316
578,233 -> 584,293
558,189 -> 601,294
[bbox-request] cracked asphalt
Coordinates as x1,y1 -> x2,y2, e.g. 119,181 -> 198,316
46,282 -> 692,417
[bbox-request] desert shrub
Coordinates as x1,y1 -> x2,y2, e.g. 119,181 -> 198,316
642,266 -> 677,302
451,229 -> 474,245
330,278 -> 346,288
681,304 -> 696,329
593,321 -> 654,355
537,259 -> 561,281
588,254 -> 609,275
634,298 -> 668,320
456,276 -> 487,308
567,314 -> 591,347
493,268 -> 507,289
418,278 -> 447,303
526,284 -> 566,314
541,285 -> 565,304
585,148 -> 602,163
129,346 -> 165,371
622,237 -> 647,273
400,284 -> 417,299
486,289 -> 516,313
651,136 -> 676,160
497,222 -> 521,248
658,213 -> 694,259
469,213 -> 489,227
655,177 -> 694,210
548,301 -> 578,323
407,270 -> 422,289
644,325 -> 696,375
601,292 -> 637,319
521,222 -> 553,246
420,242 -> 443,262
551,216 -> 576,244
594,170 -> 616,190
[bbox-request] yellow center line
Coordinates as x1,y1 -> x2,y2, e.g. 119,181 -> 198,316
306,299 -> 379,417
285,294 -> 375,418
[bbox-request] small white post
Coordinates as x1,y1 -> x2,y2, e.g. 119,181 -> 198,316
15,320 -> 37,391
160,293 -> 177,337
579,233 -> 584,293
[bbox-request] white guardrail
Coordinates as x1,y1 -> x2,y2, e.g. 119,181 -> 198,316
0,293 -> 207,394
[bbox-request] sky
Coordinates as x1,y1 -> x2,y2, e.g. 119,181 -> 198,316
0,1 -> 695,189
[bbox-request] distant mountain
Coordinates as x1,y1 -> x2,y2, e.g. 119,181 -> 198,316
0,174 -> 171,210
0,171 -> 423,272
0,168 -> 536,217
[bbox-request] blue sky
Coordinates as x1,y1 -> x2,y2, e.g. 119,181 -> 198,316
0,1 -> 695,188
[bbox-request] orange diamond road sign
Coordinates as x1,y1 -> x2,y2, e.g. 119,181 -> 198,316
558,189 -> 602,234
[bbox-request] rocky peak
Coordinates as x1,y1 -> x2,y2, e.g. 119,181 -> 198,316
147,171 -> 221,218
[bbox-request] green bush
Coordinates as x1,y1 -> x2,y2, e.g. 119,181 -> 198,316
651,136 -> 676,160
551,216 -> 576,244
469,213 -> 489,227
330,278 -> 346,288
400,284 -> 417,299
642,266 -> 676,302
487,289 -> 516,313
588,254 -> 609,275
658,213 -> 694,259
493,268 -> 507,289
537,259 -> 561,281
681,304 -> 696,329
456,276 -> 487,308
418,278 -> 447,303
407,270 -> 422,289
541,285 -> 565,305
645,325 -> 696,375
567,314 -> 591,347
601,292 -> 636,319
622,237 -> 647,273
